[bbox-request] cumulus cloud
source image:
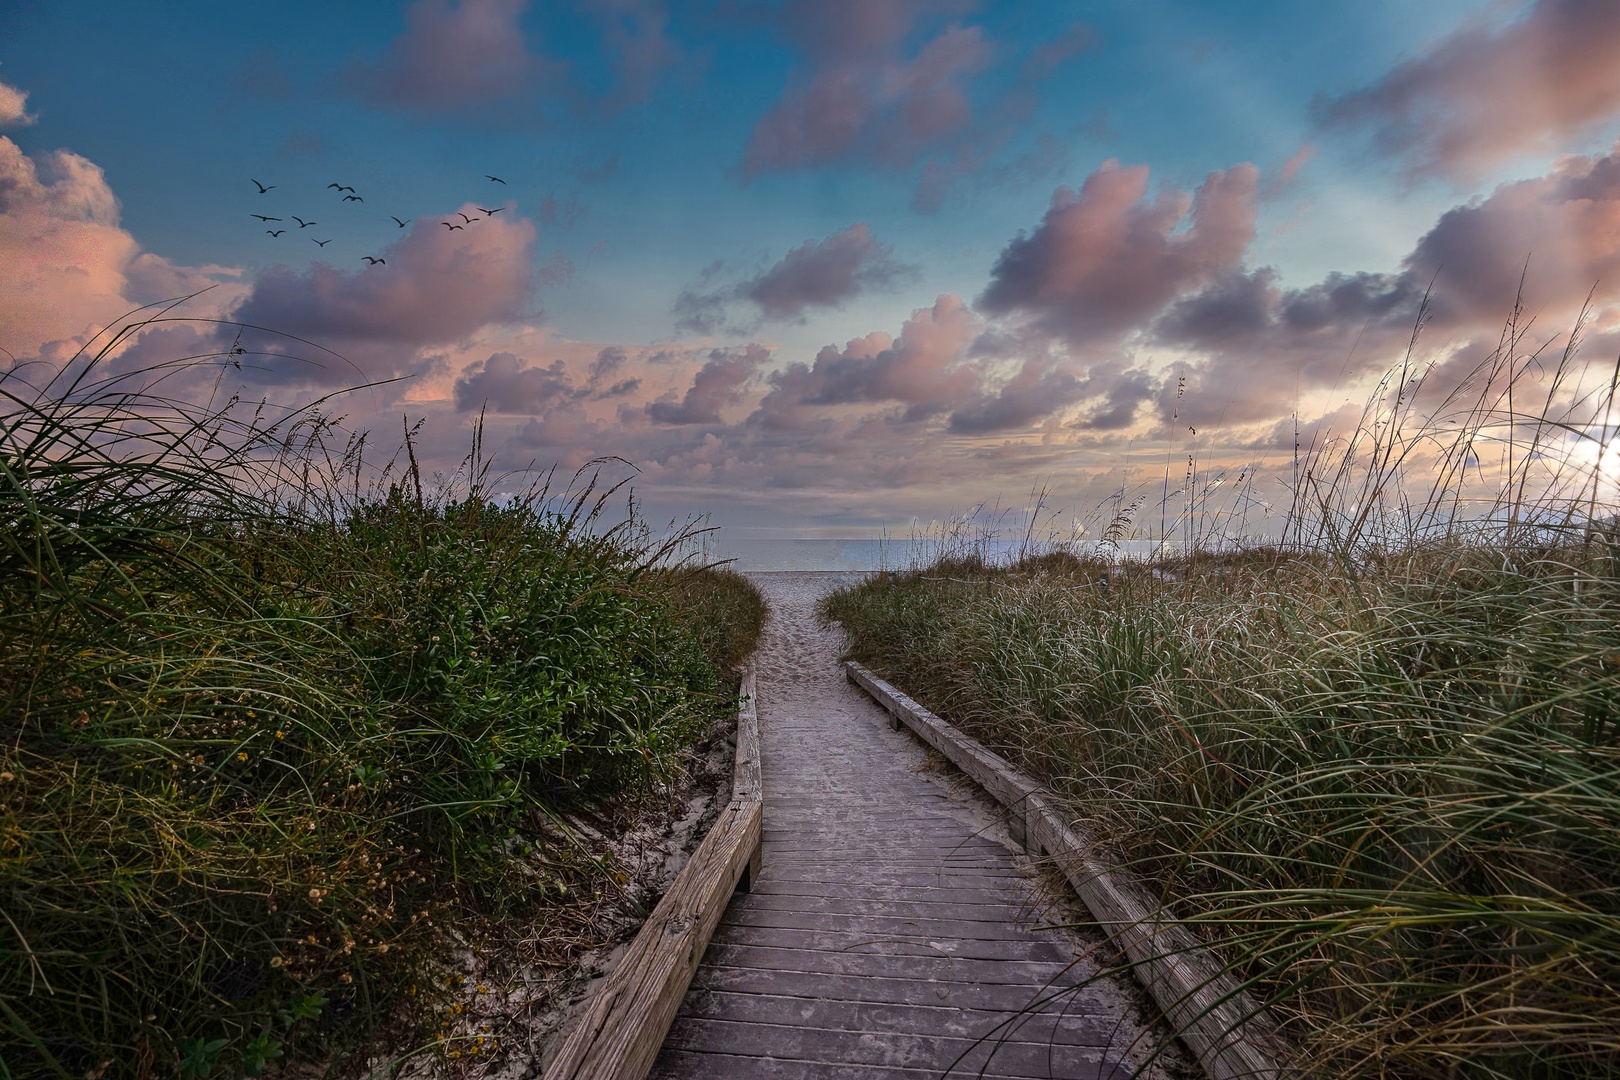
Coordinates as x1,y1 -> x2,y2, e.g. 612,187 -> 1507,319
741,0 -> 992,176
1316,0 -> 1620,180
1146,138 -> 1620,430
0,80 -> 37,127
946,359 -> 1084,434
673,223 -> 915,333
0,135 -> 227,361
646,344 -> 768,424
978,160 -> 1260,345
229,207 -> 536,382
453,352 -> 574,412
751,293 -> 982,430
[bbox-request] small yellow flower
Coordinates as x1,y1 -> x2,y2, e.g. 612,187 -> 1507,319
448,1051 -> 461,1060
236,752 -> 249,762
275,730 -> 286,739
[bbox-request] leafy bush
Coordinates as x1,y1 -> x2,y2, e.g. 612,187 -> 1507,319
0,323 -> 763,1078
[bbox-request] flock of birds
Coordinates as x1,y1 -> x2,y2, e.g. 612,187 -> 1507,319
246,175 -> 510,267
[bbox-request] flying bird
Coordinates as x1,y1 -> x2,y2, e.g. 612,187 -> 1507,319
250,214 -> 280,222
291,216 -> 316,228
391,216 -> 411,227
313,238 -> 332,246
484,175 -> 506,184
362,256 -> 385,265
457,212 -> 476,223
266,229 -> 285,237
327,183 -> 355,192
251,179 -> 275,193
342,195 -> 364,202
441,222 -> 464,230
477,206 -> 503,216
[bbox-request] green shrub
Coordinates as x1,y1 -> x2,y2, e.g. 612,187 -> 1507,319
0,325 -> 763,1078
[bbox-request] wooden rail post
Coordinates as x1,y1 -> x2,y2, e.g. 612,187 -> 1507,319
542,666 -> 762,1080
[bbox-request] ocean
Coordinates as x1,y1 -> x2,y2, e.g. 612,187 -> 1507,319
696,536 -> 1048,572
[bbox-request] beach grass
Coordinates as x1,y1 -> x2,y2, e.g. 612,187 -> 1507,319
824,311 -> 1620,1078
0,311 -> 765,1078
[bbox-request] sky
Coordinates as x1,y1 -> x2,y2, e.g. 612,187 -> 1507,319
6,0 -> 1620,549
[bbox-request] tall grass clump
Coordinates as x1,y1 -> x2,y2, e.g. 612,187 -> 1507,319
0,310 -> 764,1079
825,308 -> 1620,1078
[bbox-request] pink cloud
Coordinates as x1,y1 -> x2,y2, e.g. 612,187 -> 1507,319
0,79 -> 37,128
344,0 -> 680,120
978,160 -> 1260,344
229,208 -> 536,382
1404,141 -> 1620,320
1316,0 -> 1620,180
646,344 -> 768,424
0,136 -> 227,362
675,223 -> 916,333
748,223 -> 912,316
742,1 -> 993,175
453,352 -> 575,412
752,293 -> 982,430
946,358 -> 1085,434
345,0 -> 557,115
1147,137 -> 1620,433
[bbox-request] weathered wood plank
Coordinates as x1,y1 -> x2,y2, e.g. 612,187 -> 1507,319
653,578 -> 1172,1079
713,923 -> 1075,964
846,660 -> 1288,1080
653,1049 -> 1053,1080
542,665 -> 762,1080
696,942 -> 1099,985
687,965 -> 1117,1013
543,799 -> 761,1080
731,666 -> 762,890
661,1016 -> 1122,1076
723,907 -> 1075,941
674,990 -> 1124,1045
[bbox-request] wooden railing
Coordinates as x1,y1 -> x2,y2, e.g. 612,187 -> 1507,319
542,667 -> 761,1080
846,660 -> 1288,1080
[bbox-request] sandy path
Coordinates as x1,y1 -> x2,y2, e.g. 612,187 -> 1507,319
649,572 -> 1184,1079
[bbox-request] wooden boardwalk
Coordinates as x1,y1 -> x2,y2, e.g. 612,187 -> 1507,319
649,573 -> 1157,1079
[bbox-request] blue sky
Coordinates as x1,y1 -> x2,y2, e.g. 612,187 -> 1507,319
5,1 -> 1620,542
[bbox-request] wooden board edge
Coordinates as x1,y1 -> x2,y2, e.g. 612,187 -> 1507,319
541,670 -> 764,1080
733,663 -> 761,805
843,660 -> 1288,1080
